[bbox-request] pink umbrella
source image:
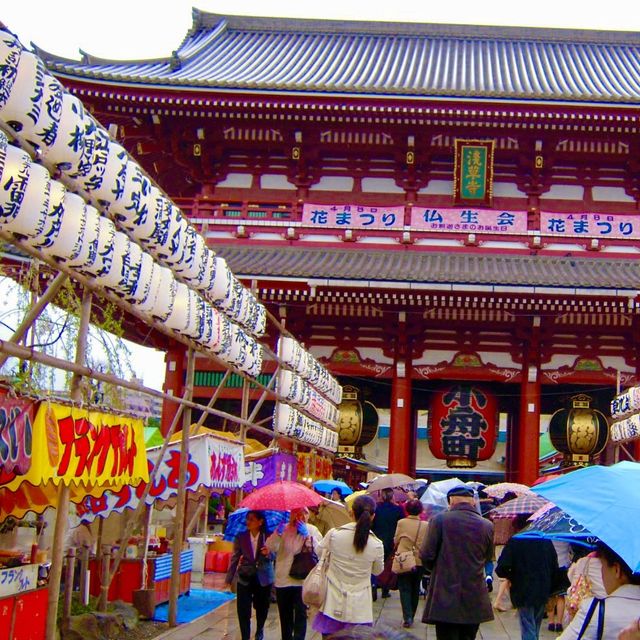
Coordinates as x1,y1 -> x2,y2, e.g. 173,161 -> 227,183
239,480 -> 323,511
482,482 -> 532,499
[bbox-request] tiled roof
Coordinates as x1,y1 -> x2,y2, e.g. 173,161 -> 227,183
36,10 -> 640,103
212,245 -> 640,291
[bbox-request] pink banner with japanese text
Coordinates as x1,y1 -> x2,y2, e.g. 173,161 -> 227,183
75,434 -> 245,522
302,204 -> 405,230
410,207 -> 528,234
540,212 -> 639,239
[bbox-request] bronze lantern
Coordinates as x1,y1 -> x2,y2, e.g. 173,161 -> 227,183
337,385 -> 379,459
548,394 -> 609,467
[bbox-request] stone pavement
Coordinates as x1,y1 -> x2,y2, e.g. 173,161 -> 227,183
155,574 -> 563,640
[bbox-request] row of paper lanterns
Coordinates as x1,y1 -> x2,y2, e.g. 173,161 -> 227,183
0,29 -> 266,337
0,134 -> 264,377
610,386 -> 640,420
610,414 -> 640,444
274,403 -> 339,453
610,386 -> 640,444
276,369 -> 340,429
277,336 -> 342,405
0,27 -> 344,446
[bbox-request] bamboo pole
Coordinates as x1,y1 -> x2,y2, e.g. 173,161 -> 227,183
99,394 -> 188,610
62,549 -> 76,621
168,347 -> 195,627
184,499 -> 206,540
46,288 -> 92,640
140,505 -> 154,590
0,271 -> 68,369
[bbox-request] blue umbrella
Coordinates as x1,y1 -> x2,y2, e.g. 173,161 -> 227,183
515,505 -> 599,548
223,508 -> 289,541
312,479 -> 353,496
532,462 -> 640,573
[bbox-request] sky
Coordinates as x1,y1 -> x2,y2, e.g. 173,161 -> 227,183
1,0 -> 636,389
3,0 -> 640,61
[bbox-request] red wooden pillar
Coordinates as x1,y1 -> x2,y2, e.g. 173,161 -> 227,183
160,344 -> 186,436
388,360 -> 412,475
516,361 -> 541,485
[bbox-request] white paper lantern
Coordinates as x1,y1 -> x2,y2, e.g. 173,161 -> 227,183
25,73 -> 64,153
25,178 -> 66,250
67,204 -> 101,270
0,143 -> 50,238
188,246 -> 216,292
126,250 -> 155,304
125,186 -> 165,242
0,51 -> 45,135
149,265 -> 177,321
164,282 -> 194,333
205,309 -> 232,354
79,213 -> 115,276
41,191 -> 87,262
0,31 -> 23,112
207,257 -> 232,303
81,139 -> 128,206
174,231 -> 206,281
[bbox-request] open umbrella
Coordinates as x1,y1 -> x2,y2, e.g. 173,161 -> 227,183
515,505 -> 598,548
483,482 -> 532,499
420,478 -> 466,510
487,494 -> 548,519
224,508 -> 289,541
312,479 -> 353,496
315,498 -> 352,529
532,461 -> 640,573
239,480 -> 323,511
366,473 -> 415,493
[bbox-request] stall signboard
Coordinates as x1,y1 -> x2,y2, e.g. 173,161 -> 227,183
76,433 -> 245,522
0,563 -> 38,598
540,212 -> 639,239
243,452 -> 297,492
1,402 -> 148,491
302,204 -> 405,230
0,389 -> 38,477
410,207 -> 527,234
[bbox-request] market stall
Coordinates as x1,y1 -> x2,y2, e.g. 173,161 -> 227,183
75,426 -> 245,601
0,391 -> 148,637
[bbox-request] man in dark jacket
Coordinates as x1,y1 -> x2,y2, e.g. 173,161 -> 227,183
371,487 -> 404,598
421,485 -> 494,640
496,516 -> 559,640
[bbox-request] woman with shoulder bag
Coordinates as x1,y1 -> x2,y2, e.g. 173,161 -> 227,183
312,494 -> 385,639
266,507 -> 322,640
393,499 -> 428,628
225,510 -> 275,640
559,544 -> 640,640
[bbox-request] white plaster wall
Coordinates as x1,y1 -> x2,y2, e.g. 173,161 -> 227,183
361,177 -> 405,194
412,349 -> 461,366
309,176 -> 354,191
541,184 -> 585,200
260,174 -> 295,190
592,186 -> 635,202
475,351 -> 518,368
216,172 -> 253,188
493,182 -> 523,197
418,180 -> 453,195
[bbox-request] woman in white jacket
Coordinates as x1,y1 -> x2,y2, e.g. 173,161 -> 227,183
312,494 -> 385,638
559,544 -> 640,640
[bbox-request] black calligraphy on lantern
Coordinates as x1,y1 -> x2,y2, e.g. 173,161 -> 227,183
440,386 -> 488,460
56,415 -> 138,479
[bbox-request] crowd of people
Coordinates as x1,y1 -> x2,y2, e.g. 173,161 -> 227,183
223,481 -> 640,640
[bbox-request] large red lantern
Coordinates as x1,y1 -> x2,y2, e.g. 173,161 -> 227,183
429,385 -> 498,468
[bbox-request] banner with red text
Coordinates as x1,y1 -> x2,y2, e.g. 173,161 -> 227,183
410,207 -> 528,234
2,402 -> 147,490
302,204 -> 405,230
540,212 -> 638,239
75,433 -> 245,522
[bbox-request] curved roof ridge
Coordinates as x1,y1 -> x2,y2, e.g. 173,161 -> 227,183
192,11 -> 640,46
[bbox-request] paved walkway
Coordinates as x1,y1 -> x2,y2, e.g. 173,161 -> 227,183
156,574 -> 563,640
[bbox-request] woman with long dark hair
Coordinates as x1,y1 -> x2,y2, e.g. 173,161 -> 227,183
225,510 -> 275,640
312,494 -> 385,638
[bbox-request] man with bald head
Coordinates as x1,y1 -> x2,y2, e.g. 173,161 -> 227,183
421,485 -> 495,640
